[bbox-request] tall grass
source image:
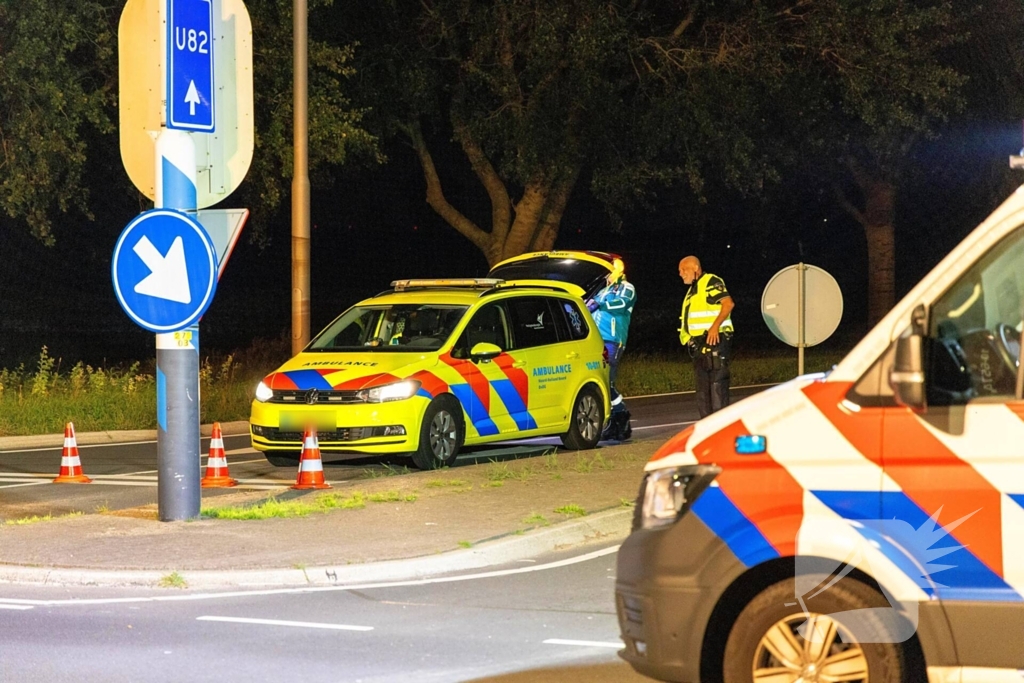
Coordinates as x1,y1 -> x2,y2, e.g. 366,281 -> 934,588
0,338 -> 845,437
617,346 -> 845,396
0,338 -> 289,436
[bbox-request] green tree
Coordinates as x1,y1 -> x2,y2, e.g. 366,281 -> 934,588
339,0 -> 964,323
0,0 -> 379,245
0,0 -> 118,245
241,0 -> 380,242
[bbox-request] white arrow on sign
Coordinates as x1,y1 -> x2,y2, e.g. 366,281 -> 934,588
132,235 -> 192,304
185,80 -> 200,116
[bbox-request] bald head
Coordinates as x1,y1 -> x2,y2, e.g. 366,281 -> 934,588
679,256 -> 702,285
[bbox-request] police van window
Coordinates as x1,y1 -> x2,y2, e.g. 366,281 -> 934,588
927,224 -> 1024,404
452,303 -> 509,358
507,297 -> 560,349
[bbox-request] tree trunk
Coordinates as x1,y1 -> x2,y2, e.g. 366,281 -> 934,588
405,119 -> 580,267
836,162 -> 897,328
861,182 -> 896,327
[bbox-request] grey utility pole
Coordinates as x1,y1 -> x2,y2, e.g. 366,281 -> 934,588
292,0 -> 311,355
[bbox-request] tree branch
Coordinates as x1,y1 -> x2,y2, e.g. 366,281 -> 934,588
833,182 -> 868,229
531,167 -> 580,251
671,4 -> 697,39
451,113 -> 512,245
402,120 -> 492,253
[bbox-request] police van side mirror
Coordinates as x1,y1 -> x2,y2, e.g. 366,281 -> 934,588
889,304 -> 927,412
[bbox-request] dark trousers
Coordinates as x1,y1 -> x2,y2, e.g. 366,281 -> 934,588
691,336 -> 732,418
605,341 -> 626,413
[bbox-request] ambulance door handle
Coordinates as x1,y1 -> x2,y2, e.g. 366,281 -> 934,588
565,352 -> 579,359
512,360 -> 527,369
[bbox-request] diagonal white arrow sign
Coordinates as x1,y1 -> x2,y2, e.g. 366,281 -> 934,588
185,80 -> 200,116
132,235 -> 192,304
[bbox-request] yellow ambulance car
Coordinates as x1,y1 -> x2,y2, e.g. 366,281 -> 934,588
250,279 -> 611,469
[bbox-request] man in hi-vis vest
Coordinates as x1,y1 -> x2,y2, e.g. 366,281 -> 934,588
679,255 -> 735,417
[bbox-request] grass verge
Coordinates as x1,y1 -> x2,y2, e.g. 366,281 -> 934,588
0,342 -> 846,436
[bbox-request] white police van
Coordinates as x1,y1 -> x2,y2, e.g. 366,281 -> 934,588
616,178 -> 1024,681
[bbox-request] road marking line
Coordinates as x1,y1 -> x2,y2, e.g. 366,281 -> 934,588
632,420 -> 696,431
0,545 -> 620,607
0,473 -> 57,478
196,616 -> 372,631
0,480 -> 52,489
543,639 -> 622,649
0,604 -> 34,610
0,434 -> 251,454
0,477 -> 290,491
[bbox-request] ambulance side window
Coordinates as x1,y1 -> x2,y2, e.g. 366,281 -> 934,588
452,303 -> 510,359
558,300 -> 590,341
507,297 -> 560,350
926,224 -> 1024,404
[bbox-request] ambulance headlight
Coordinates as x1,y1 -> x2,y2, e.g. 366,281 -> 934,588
362,380 -> 422,403
639,465 -> 721,530
255,381 -> 274,402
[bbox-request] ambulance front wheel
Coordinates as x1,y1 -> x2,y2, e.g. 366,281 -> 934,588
561,385 -> 604,450
722,577 -> 907,683
411,396 -> 464,470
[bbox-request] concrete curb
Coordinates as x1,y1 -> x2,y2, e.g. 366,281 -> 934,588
0,508 -> 632,589
0,421 -> 251,450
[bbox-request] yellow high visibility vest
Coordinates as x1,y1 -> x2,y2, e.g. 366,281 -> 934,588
679,273 -> 734,345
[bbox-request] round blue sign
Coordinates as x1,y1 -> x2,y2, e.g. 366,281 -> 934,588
112,209 -> 218,333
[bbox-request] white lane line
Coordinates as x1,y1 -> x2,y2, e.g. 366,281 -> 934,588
1,434 -> 251,454
0,473 -> 293,488
0,545 -> 620,607
0,604 -> 34,610
0,480 -> 52,489
632,420 -> 696,432
0,475 -> 59,481
543,639 -> 622,649
197,616 -> 372,631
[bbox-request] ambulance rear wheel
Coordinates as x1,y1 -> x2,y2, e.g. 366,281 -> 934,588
723,577 -> 905,683
561,385 -> 604,450
411,396 -> 463,470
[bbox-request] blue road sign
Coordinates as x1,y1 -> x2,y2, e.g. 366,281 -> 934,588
166,0 -> 215,132
112,209 -> 218,333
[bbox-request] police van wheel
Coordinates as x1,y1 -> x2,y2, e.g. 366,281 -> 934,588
560,385 -> 604,450
723,577 -> 905,683
411,396 -> 463,470
264,452 -> 299,468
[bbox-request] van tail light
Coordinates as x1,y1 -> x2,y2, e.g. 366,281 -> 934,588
602,345 -> 610,364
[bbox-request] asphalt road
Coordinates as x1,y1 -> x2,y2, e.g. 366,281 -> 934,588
0,542 -> 649,683
0,386 -> 767,519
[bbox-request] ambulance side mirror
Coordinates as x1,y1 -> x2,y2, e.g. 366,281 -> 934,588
889,304 -> 927,412
469,342 -> 502,363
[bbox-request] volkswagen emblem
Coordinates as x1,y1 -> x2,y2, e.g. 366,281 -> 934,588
305,388 -> 320,405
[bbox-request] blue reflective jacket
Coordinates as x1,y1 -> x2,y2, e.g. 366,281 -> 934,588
590,280 -> 636,346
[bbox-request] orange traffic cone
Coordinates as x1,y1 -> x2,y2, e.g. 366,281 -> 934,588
201,422 -> 238,488
291,426 -> 331,490
53,422 -> 91,484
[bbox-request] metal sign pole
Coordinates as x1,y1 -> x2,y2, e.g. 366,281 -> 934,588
797,262 -> 805,376
155,129 -> 202,521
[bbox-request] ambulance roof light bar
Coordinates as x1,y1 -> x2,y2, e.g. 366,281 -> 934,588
391,278 -> 504,291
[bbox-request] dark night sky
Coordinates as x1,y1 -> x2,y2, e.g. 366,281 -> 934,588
0,120 -> 1020,371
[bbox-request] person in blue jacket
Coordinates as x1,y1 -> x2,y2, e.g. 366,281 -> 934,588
587,258 -> 636,440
